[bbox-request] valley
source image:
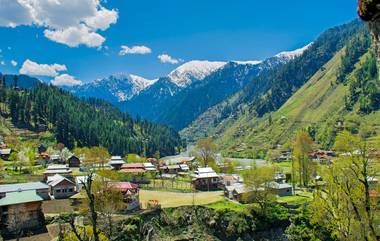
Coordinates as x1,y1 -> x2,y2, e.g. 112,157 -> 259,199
0,1 -> 379,241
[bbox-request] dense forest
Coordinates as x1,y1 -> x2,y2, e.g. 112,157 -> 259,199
0,77 -> 182,156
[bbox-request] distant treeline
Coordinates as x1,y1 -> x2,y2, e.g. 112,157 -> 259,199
0,79 -> 183,156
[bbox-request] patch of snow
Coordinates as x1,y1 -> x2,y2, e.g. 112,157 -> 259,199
168,60 -> 227,87
275,42 -> 313,60
233,60 -> 262,65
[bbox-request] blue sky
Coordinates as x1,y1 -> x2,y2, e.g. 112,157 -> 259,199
0,0 -> 358,84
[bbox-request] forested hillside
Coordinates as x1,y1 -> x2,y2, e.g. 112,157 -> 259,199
181,20 -> 371,153
0,79 -> 182,156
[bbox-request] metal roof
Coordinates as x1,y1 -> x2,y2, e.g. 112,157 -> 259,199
0,182 -> 49,193
0,190 -> 44,206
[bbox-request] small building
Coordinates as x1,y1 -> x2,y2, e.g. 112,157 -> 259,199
219,174 -> 241,188
274,173 -> 287,183
0,190 -> 46,235
68,155 -> 81,167
119,163 -> 146,174
143,162 -> 157,171
50,154 -> 62,163
108,156 -> 125,170
0,148 -> 12,160
267,182 -> 293,196
232,184 -> 256,203
47,174 -> 76,199
224,182 -> 244,199
0,182 -> 50,235
43,164 -> 72,178
108,182 -> 140,211
162,156 -> 196,166
191,167 -> 220,191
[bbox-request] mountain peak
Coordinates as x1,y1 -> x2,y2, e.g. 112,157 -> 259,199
168,60 -> 227,87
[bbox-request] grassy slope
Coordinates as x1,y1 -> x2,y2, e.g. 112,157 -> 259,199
214,49 -> 380,157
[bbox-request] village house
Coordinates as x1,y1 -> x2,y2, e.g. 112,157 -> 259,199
277,151 -> 292,162
43,164 -> 72,178
143,162 -> 157,171
68,155 -> 81,168
50,154 -> 62,163
310,150 -> 336,165
0,182 -> 50,236
108,156 -> 125,170
0,148 -> 11,160
219,174 -> 242,189
160,164 -> 181,175
267,181 -> 293,196
224,182 -> 245,199
191,167 -> 220,191
108,182 -> 140,211
232,184 -> 256,203
119,163 -> 146,174
274,172 -> 287,183
47,174 -> 76,199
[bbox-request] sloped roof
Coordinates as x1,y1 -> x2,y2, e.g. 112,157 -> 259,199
46,164 -> 69,170
267,181 -> 292,189
0,190 -> 44,206
119,168 -> 145,173
47,174 -> 75,187
121,163 -> 144,169
109,182 -> 138,191
0,182 -> 49,193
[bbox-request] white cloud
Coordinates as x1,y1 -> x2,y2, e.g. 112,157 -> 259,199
119,45 -> 152,55
158,54 -> 182,64
11,60 -> 17,66
19,59 -> 66,77
0,0 -> 118,48
44,25 -> 105,48
51,74 -> 82,86
1,61 -> 5,65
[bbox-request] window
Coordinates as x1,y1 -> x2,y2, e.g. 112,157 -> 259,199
68,188 -> 73,192
56,189 -> 61,193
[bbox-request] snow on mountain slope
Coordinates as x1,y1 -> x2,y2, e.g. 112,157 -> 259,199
69,73 -> 157,102
275,43 -> 313,60
168,60 -> 227,87
232,60 -> 262,65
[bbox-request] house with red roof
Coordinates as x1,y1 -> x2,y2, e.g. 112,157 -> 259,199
109,182 -> 140,210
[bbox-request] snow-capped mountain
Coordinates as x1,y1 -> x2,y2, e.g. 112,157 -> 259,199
66,44 -> 310,130
168,60 -> 227,87
66,74 -> 156,104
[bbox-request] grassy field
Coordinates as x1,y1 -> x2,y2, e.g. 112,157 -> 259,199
206,199 -> 251,212
277,191 -> 313,205
139,190 -> 224,208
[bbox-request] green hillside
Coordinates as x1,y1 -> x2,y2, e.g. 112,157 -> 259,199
214,48 -> 380,157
